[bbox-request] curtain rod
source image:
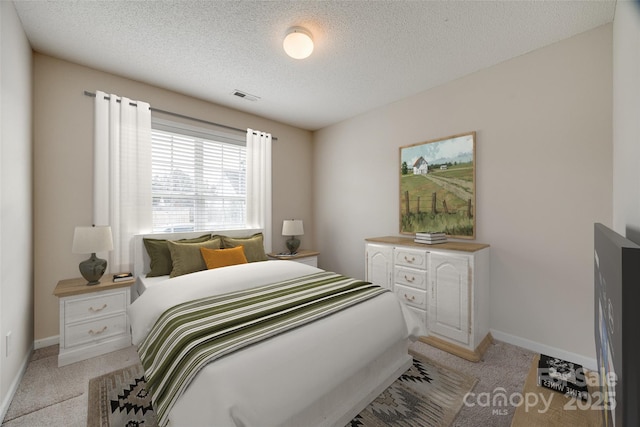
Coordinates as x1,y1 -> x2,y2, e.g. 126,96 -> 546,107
83,90 -> 277,141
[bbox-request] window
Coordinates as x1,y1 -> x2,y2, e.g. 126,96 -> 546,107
151,119 -> 246,232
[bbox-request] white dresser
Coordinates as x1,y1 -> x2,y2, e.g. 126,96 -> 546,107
365,236 -> 491,362
54,276 -> 134,367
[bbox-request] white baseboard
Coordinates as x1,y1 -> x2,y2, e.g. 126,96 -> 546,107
0,344 -> 33,423
34,335 -> 58,350
490,329 -> 597,371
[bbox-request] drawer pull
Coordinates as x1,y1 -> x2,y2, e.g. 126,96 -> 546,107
89,304 -> 107,313
404,294 -> 416,302
404,256 -> 415,263
88,326 -> 108,335
404,275 -> 415,283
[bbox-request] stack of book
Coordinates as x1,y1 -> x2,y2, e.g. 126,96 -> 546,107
537,354 -> 589,400
414,232 -> 447,245
112,272 -> 134,283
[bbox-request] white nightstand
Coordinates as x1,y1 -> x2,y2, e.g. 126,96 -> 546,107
53,275 -> 135,367
268,250 -> 319,267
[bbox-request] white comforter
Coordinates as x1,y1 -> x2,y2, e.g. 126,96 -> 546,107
129,261 -> 424,427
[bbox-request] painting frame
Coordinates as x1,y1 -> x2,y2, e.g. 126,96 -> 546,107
399,131 -> 476,239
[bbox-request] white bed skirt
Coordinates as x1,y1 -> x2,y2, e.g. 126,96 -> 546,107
289,343 -> 412,427
167,339 -> 411,427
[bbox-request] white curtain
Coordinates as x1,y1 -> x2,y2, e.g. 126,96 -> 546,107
246,129 -> 272,252
94,90 -> 152,273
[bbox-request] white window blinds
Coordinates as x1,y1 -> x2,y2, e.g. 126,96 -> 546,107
151,119 -> 246,232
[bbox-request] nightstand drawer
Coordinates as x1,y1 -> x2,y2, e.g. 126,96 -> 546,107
395,283 -> 427,310
64,313 -> 128,348
267,250 -> 319,268
394,248 -> 428,269
294,256 -> 317,267
64,290 -> 127,323
395,267 -> 427,290
55,277 -> 134,366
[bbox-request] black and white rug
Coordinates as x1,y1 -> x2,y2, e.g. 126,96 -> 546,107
87,353 -> 476,427
349,354 -> 478,426
87,363 -> 155,427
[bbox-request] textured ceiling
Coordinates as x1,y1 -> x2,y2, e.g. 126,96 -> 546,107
14,0 -> 616,131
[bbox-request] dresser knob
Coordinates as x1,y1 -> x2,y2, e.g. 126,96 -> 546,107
404,275 -> 415,282
404,294 -> 416,302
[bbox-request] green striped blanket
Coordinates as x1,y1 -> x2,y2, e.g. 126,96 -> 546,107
137,271 -> 388,426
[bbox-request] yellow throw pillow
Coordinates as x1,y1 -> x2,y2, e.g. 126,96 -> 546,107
200,246 -> 248,270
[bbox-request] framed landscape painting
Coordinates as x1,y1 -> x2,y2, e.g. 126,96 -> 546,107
399,132 -> 476,239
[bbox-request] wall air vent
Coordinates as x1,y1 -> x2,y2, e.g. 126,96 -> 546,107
232,90 -> 260,102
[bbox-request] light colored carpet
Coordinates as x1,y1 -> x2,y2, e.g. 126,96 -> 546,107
2,340 -> 534,427
411,339 -> 535,427
2,345 -> 140,427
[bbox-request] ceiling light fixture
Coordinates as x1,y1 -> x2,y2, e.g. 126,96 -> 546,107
283,27 -> 314,59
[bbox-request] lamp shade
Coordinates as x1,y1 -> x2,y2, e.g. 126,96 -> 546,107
72,226 -> 113,254
282,220 -> 304,236
283,27 -> 314,59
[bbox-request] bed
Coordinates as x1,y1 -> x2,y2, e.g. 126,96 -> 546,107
129,231 -> 424,427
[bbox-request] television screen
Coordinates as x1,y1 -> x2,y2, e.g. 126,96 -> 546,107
594,223 -> 640,427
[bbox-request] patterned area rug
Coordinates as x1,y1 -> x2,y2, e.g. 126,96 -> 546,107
349,352 -> 478,426
87,363 -> 156,427
87,352 -> 477,427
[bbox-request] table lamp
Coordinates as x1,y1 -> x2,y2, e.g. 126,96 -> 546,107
282,219 -> 304,254
72,225 -> 113,285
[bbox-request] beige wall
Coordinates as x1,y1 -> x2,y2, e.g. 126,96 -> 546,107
612,2 -> 640,241
1,0 -> 33,414
33,54 -> 313,341
313,24 -> 613,365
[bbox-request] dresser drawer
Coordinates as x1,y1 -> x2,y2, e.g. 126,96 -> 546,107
394,248 -> 428,269
395,267 -> 428,290
406,306 -> 427,331
64,290 -> 127,323
64,313 -> 128,348
395,283 -> 428,310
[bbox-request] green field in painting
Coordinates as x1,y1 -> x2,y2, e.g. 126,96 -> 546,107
436,165 -> 473,182
400,163 -> 474,236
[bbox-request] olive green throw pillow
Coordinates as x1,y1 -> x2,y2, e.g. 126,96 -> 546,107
143,234 -> 211,277
220,233 -> 268,263
167,237 -> 223,278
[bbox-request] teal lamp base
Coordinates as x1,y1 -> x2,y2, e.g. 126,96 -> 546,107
286,237 -> 300,254
79,253 -> 108,285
